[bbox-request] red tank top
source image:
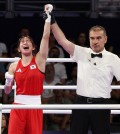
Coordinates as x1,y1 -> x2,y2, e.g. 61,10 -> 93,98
15,57 -> 45,95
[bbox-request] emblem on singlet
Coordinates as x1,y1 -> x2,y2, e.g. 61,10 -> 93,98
30,65 -> 36,69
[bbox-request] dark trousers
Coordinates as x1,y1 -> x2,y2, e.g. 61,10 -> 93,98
70,95 -> 110,134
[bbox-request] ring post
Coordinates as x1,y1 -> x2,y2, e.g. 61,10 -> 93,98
0,103 -> 2,134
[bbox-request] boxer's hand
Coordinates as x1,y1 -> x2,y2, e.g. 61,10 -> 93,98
44,4 -> 53,13
44,4 -> 53,23
44,4 -> 55,24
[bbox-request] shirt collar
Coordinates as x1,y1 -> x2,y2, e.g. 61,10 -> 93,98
90,48 -> 106,55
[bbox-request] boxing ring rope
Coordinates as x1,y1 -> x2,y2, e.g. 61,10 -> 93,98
0,57 -> 74,62
1,57 -> 120,132
2,109 -> 120,114
0,85 -> 120,90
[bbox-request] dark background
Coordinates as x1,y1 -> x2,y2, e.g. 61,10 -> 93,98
0,17 -> 120,56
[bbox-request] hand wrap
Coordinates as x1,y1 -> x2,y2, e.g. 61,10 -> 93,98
45,12 -> 51,23
5,72 -> 14,86
45,4 -> 53,23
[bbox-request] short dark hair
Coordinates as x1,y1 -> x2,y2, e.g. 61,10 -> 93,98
89,25 -> 107,36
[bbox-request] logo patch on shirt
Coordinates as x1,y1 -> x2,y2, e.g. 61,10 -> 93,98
30,65 -> 36,69
16,68 -> 22,72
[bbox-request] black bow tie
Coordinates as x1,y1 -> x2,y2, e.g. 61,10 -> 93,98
91,53 -> 102,58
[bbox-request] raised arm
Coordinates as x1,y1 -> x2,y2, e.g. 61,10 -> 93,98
51,23 -> 75,56
44,4 -> 75,56
36,5 -> 53,72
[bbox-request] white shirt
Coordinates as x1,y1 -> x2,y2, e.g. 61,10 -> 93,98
71,45 -> 120,98
57,46 -> 65,58
42,78 -> 60,98
48,46 -> 65,58
54,63 -> 67,81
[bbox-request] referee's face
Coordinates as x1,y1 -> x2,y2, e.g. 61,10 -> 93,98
89,30 -> 107,53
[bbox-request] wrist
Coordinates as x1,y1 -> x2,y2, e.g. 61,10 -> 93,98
45,14 -> 51,23
50,12 -> 56,25
5,79 -> 12,86
45,16 -> 51,23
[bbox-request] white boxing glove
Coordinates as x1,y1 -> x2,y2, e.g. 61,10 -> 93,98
5,72 -> 14,86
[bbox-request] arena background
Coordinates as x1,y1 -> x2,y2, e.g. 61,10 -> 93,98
0,17 -> 120,56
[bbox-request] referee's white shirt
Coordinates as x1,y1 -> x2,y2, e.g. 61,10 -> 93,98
71,45 -> 120,98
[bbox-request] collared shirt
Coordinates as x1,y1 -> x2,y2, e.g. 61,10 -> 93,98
71,45 -> 120,98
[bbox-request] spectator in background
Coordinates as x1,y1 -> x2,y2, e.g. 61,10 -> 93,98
42,63 -> 60,104
66,63 -> 77,85
42,63 -> 60,130
1,113 -> 8,134
47,83 -> 71,131
65,63 -> 77,103
0,42 -> 8,58
9,43 -> 20,58
49,46 -> 67,84
108,45 -> 114,53
19,28 -> 30,37
48,32 -> 65,58
0,65 -> 5,85
0,42 -> 8,102
0,42 -> 8,68
76,32 -> 88,47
